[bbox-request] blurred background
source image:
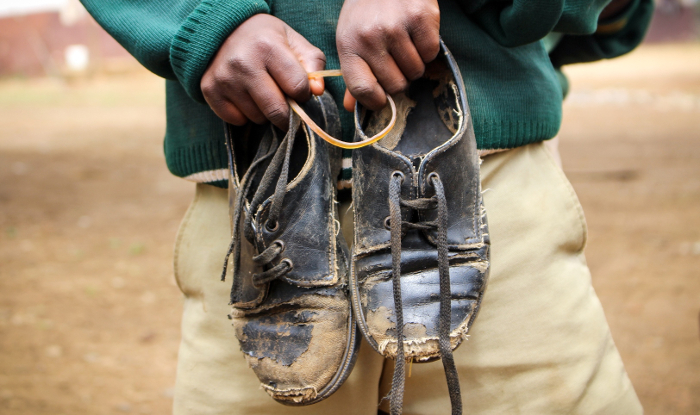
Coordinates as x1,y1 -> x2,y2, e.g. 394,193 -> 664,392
0,0 -> 699,414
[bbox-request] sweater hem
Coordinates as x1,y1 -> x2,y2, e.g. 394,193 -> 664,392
165,118 -> 560,188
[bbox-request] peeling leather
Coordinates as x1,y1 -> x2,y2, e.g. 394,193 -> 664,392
239,311 -> 316,366
366,306 -> 396,337
351,42 -> 491,362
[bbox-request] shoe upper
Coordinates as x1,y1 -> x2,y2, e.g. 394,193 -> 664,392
351,43 -> 490,362
226,93 -> 347,308
223,92 -> 359,405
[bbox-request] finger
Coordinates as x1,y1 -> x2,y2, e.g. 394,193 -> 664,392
410,19 -> 441,63
343,89 -> 356,112
248,73 -> 291,130
201,84 -> 249,125
201,61 -> 267,124
389,34 -> 426,81
266,46 -> 315,103
361,50 -> 408,95
309,77 -> 325,96
340,53 -> 386,111
286,28 -> 327,73
213,100 -> 249,126
230,89 -> 267,125
286,28 -> 327,97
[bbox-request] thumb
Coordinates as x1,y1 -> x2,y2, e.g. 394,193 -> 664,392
343,89 -> 356,112
287,29 -> 327,96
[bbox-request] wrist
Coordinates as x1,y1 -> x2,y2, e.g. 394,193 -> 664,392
170,0 -> 270,103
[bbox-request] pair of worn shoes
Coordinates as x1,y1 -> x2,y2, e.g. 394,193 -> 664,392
221,41 -> 490,414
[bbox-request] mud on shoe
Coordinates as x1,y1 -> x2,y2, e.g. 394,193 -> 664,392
350,40 -> 490,414
221,92 -> 360,405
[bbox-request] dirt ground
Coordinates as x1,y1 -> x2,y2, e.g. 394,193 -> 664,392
1,43 -> 699,414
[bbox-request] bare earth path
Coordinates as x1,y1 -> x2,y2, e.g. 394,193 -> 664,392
1,43 -> 699,414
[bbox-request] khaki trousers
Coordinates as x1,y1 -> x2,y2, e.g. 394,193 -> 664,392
172,142 -> 642,414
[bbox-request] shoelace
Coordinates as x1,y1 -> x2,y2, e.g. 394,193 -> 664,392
221,116 -> 302,301
388,171 -> 462,415
223,69 -> 394,294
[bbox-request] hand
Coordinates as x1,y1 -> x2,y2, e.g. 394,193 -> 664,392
336,0 -> 440,112
201,14 -> 326,129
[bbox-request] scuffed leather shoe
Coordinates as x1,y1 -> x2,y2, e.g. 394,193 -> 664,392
221,92 -> 360,405
350,40 -> 490,413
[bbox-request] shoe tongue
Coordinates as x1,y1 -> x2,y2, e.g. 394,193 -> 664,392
286,126 -> 310,185
411,156 -> 423,171
230,124 -> 276,182
246,119 -> 310,207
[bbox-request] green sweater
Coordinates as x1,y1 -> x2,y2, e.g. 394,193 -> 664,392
80,0 -> 653,187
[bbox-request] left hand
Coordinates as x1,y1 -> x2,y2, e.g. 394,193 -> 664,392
336,0 -> 441,112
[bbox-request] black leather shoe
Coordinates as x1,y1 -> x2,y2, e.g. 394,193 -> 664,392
221,92 -> 360,405
350,41 -> 490,414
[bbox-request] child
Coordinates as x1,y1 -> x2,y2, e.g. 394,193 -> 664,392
81,0 -> 653,413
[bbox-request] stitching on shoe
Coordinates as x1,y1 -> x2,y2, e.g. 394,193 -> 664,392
326,173 -> 337,286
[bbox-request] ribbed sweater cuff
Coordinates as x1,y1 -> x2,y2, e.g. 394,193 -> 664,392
170,0 -> 270,102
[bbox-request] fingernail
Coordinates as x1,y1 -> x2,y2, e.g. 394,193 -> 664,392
311,78 -> 325,93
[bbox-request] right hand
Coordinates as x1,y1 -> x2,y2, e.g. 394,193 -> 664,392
201,14 -> 326,130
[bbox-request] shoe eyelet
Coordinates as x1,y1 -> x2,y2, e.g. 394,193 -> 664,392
384,216 -> 391,230
273,240 -> 285,252
392,170 -> 405,182
265,219 -> 279,232
427,172 -> 440,184
281,258 -> 293,270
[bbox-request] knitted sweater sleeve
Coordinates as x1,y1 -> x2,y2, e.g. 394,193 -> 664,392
549,0 -> 654,67
80,0 -> 270,102
456,0 -> 614,47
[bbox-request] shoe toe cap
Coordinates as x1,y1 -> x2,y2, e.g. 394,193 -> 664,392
358,262 -> 487,361
231,293 -> 355,404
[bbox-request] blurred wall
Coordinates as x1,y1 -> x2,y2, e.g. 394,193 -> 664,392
646,0 -> 699,42
0,0 -> 698,78
0,9 -> 134,77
